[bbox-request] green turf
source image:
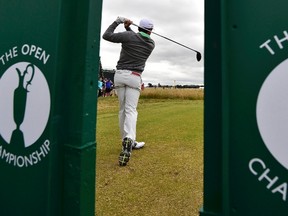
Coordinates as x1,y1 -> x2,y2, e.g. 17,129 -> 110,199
96,97 -> 203,216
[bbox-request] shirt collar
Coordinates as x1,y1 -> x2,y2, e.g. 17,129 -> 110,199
139,31 -> 150,38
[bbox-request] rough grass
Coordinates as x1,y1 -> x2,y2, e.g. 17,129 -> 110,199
96,89 -> 203,216
140,87 -> 204,100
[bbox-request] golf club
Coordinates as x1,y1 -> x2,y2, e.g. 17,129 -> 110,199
131,23 -> 202,62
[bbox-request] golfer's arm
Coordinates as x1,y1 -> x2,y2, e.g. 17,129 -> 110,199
102,21 -> 119,42
102,22 -> 132,43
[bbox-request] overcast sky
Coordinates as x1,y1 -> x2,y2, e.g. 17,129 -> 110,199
99,0 -> 204,85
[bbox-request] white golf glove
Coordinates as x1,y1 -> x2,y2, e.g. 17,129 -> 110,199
115,16 -> 127,24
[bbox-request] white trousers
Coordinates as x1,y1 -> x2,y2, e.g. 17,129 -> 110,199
114,70 -> 142,141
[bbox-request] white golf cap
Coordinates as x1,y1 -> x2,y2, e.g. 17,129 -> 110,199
139,18 -> 154,29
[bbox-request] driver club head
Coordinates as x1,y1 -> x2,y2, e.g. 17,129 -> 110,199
196,52 -> 202,62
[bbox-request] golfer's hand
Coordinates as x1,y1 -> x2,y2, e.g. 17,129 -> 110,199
124,19 -> 133,29
115,16 -> 127,24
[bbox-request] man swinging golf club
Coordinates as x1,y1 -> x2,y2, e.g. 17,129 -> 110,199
103,17 -> 155,166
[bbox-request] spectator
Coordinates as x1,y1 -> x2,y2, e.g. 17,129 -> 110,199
105,78 -> 113,97
98,77 -> 103,97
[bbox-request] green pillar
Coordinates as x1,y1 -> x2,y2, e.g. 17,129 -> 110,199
59,0 -> 103,215
200,0 -> 222,215
0,0 -> 102,215
201,0 -> 288,215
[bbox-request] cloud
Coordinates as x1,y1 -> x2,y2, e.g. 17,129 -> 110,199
100,0 -> 204,85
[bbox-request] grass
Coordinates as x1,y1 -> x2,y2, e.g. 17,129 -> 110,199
96,88 -> 203,216
140,87 -> 204,100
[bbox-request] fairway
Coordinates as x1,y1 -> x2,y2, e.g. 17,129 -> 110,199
96,96 -> 203,216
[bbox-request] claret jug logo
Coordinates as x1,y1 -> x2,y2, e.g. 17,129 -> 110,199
249,31 -> 288,202
0,44 -> 51,168
257,58 -> 288,170
257,31 -> 288,171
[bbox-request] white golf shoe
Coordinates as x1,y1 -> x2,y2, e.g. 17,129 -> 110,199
132,141 -> 145,149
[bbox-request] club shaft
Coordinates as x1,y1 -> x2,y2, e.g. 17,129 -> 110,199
131,23 -> 200,54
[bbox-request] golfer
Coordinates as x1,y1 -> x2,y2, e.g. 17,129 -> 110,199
102,17 -> 155,166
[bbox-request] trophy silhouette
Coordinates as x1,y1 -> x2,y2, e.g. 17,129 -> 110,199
10,64 -> 35,149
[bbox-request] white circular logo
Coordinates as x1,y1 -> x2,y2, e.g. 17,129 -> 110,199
0,62 -> 50,148
256,58 -> 288,170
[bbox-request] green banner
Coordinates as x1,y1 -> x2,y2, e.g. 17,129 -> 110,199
202,0 -> 288,215
0,1 -> 102,215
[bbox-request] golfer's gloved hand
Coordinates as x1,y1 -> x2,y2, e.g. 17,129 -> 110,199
115,16 -> 127,24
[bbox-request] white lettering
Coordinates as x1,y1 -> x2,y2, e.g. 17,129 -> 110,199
249,158 -> 266,175
34,46 -> 42,59
21,44 -> 50,64
8,152 -> 15,164
29,44 -> 37,56
0,140 -> 51,167
249,158 -> 288,202
260,30 -> 288,55
31,151 -> 39,164
0,46 -> 18,65
258,168 -> 278,189
274,31 -> 288,49
44,140 -> 50,151
259,40 -> 275,55
0,55 -> 4,65
272,183 -> 287,201
40,50 -> 50,65
16,156 -> 25,167
2,148 -> 10,161
24,155 -> 33,166
21,44 -> 30,55
36,145 -> 46,161
0,45 -> 50,66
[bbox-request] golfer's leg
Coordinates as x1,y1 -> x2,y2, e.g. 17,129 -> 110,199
116,86 -> 126,140
114,70 -> 128,140
123,87 -> 140,141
